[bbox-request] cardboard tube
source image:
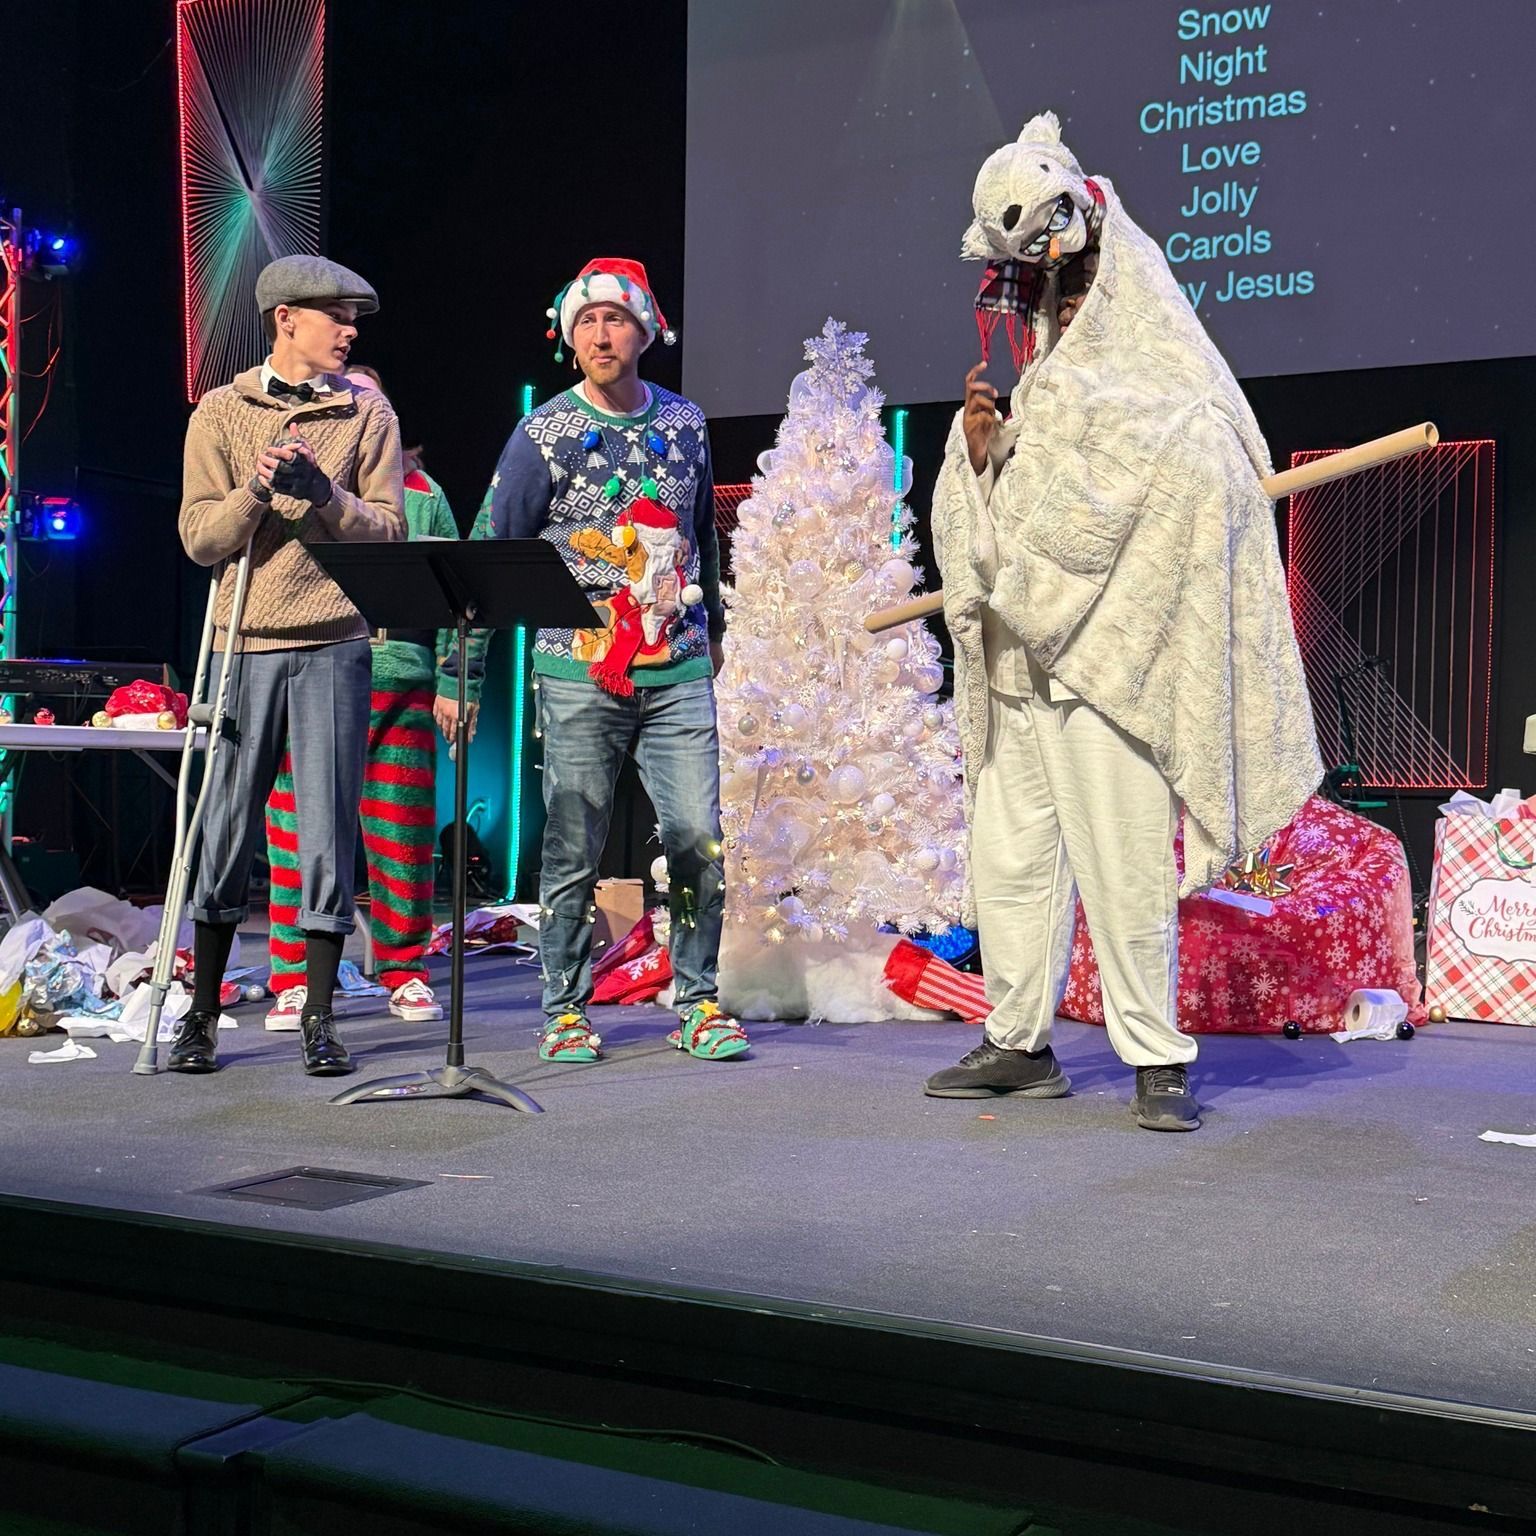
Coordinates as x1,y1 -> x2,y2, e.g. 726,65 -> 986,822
860,589 -> 940,632
1260,421 -> 1438,500
862,593 -> 945,632
862,421 -> 1439,634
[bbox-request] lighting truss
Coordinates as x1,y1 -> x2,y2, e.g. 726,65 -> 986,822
0,217 -> 24,838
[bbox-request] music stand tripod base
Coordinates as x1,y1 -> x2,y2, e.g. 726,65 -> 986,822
307,539 -> 597,1117
330,1063 -> 542,1111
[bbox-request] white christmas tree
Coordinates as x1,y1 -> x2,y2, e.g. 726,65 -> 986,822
715,320 -> 968,1019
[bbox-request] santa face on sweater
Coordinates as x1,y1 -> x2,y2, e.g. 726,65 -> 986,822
627,517 -> 686,645
566,496 -> 704,693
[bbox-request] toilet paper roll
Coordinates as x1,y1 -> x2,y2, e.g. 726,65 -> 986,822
1337,988 -> 1408,1041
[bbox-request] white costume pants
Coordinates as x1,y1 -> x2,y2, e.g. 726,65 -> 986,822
971,685 -> 1194,1067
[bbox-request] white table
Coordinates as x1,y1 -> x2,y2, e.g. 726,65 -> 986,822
0,724 -> 204,923
0,723 -> 204,789
0,722 -> 375,971
1526,715 -> 1535,755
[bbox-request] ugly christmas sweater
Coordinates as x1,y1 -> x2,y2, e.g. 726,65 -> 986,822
441,385 -> 723,699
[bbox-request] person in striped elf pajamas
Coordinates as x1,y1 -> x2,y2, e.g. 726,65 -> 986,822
263,364 -> 451,1029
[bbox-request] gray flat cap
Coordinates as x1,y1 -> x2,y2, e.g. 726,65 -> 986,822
255,254 -> 379,315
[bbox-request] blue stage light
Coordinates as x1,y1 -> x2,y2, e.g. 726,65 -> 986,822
33,233 -> 78,276
39,497 -> 81,540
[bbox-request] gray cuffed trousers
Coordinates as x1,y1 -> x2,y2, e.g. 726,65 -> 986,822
190,639 -> 371,934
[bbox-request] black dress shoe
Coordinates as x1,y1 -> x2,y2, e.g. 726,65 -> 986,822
167,1009 -> 220,1074
300,1009 -> 354,1076
1134,1065 -> 1200,1131
924,1039 -> 1070,1099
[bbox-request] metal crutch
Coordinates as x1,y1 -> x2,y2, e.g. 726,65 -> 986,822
133,536 -> 254,1074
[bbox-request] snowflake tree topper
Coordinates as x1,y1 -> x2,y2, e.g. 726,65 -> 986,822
803,318 -> 879,404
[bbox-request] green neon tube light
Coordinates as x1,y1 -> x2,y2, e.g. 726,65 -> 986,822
890,407 -> 908,549
505,382 -> 537,897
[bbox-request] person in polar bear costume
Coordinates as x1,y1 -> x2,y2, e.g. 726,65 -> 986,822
922,112 -> 1320,1130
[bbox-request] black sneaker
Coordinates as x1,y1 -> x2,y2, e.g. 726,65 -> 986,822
924,1039 -> 1070,1099
300,1009 -> 354,1077
1134,1065 -> 1200,1131
167,1009 -> 220,1074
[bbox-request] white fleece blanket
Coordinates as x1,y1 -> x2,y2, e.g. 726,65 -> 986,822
933,169 -> 1321,895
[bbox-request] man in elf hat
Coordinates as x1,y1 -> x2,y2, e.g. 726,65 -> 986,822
438,257 -> 747,1065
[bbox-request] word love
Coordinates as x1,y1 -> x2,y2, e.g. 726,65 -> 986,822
1181,139 -> 1261,174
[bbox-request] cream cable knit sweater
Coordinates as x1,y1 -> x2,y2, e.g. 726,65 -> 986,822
179,368 -> 405,651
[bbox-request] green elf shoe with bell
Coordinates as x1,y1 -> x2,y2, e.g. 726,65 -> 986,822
540,1012 -> 602,1062
668,1000 -> 750,1061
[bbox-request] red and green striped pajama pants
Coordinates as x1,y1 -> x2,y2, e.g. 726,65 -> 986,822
266,682 -> 438,992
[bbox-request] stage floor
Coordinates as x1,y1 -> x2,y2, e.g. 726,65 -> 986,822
4,948 -> 1535,1419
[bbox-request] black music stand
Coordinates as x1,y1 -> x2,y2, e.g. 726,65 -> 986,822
310,540 -> 599,1111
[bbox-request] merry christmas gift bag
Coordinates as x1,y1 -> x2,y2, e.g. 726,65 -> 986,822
1424,800 -> 1536,1025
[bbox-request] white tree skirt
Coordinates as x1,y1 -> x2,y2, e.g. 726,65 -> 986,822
718,924 -> 946,1024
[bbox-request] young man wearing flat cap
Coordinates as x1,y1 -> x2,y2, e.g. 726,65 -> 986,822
438,257 -> 747,1066
173,254 -> 405,1078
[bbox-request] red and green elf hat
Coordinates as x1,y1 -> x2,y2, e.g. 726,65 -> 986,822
545,258 -> 676,361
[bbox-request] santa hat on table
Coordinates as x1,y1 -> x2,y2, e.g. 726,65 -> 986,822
546,257 -> 676,362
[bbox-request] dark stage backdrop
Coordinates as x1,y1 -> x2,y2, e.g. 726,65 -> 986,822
322,0 -> 690,888
9,0 -> 1535,897
7,0 -> 690,894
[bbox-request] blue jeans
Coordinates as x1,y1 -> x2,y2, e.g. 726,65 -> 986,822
536,674 -> 724,1017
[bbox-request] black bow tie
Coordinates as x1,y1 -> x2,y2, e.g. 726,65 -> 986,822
267,377 -> 316,403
